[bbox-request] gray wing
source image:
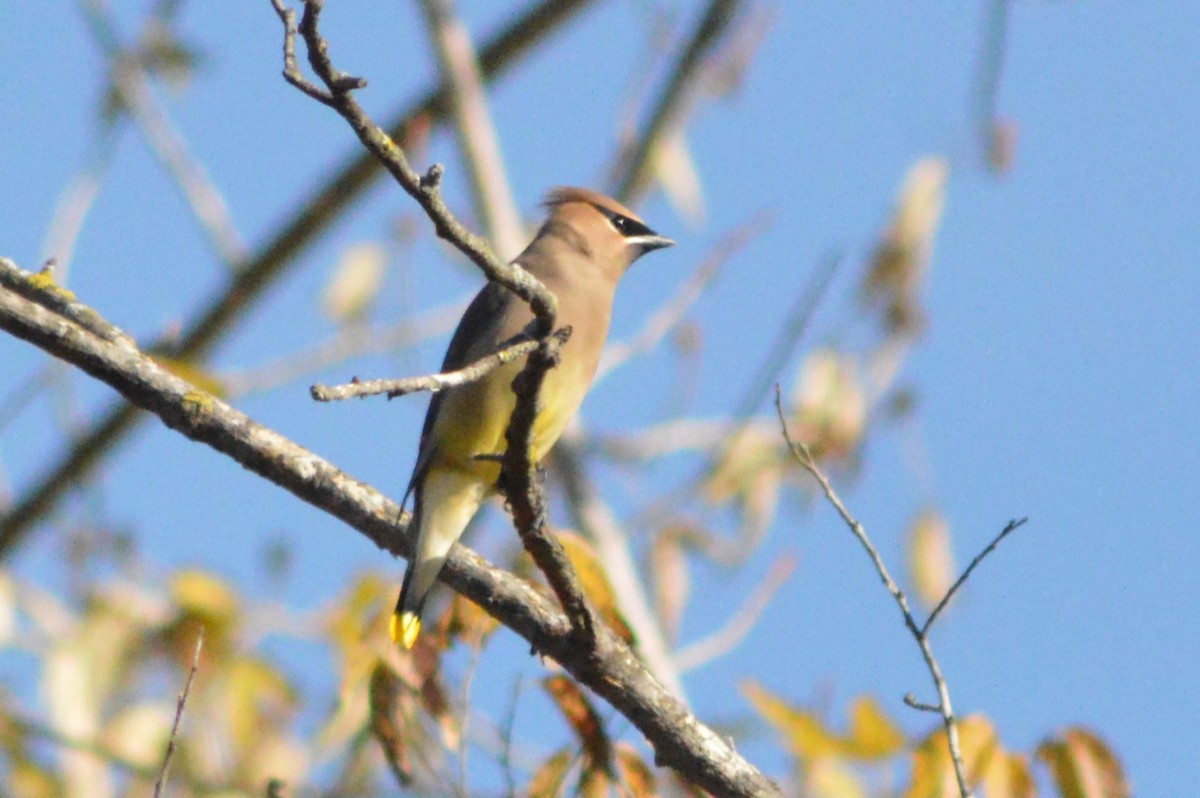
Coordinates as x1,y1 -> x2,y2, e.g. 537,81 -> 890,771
402,281 -> 514,507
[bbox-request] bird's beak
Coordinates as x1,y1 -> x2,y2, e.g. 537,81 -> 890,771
628,233 -> 675,253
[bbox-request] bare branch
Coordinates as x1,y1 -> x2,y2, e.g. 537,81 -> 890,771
774,386 -> 974,798
310,332 -> 540,402
221,299 -> 464,397
271,0 -> 556,329
0,259 -> 779,797
922,517 -> 1027,637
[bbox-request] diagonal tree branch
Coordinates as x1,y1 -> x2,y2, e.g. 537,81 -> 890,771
610,0 -> 748,205
0,258 -> 779,798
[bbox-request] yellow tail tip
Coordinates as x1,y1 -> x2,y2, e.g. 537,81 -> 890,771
391,611 -> 422,649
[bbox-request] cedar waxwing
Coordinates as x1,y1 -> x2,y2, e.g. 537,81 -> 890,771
392,187 -> 674,648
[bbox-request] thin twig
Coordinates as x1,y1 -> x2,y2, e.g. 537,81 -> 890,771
153,627 -> 205,798
774,386 -> 974,798
922,517 -> 1026,637
903,693 -> 941,714
271,0 -> 556,328
310,333 -> 539,402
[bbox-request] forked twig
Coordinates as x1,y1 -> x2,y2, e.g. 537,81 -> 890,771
775,386 -> 975,797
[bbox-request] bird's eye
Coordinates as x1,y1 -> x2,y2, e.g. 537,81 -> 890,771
605,210 -> 652,238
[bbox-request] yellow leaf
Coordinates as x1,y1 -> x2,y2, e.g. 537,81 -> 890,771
863,157 -> 949,333
171,569 -> 239,620
166,569 -> 240,663
1037,727 -> 1129,798
544,675 -> 611,769
741,680 -> 843,761
907,508 -> 956,611
982,750 -> 1035,798
223,656 -> 298,750
528,749 -> 574,798
904,715 -> 999,798
845,696 -> 906,760
322,241 -> 386,323
652,132 -> 705,225
615,743 -> 659,798
808,756 -> 867,798
9,761 -> 61,798
102,701 -> 174,768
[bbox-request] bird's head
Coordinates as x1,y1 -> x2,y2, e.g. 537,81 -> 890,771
539,187 -> 674,278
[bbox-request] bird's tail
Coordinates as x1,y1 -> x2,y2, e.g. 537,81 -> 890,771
391,569 -> 422,649
390,468 -> 487,649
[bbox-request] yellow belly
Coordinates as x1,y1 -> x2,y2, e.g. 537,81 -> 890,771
430,356 -> 589,479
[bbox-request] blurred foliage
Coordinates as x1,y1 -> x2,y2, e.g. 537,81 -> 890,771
0,556 -> 1129,797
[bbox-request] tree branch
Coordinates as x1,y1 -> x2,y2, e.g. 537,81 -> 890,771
0,0 -> 596,556
0,258 -> 779,797
921,517 -> 1026,637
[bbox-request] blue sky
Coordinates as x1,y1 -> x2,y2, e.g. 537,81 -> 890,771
2,1 -> 1198,794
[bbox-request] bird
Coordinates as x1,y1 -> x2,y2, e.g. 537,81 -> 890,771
391,187 -> 674,648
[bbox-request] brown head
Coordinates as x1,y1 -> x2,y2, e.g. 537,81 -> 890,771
528,187 -> 674,280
